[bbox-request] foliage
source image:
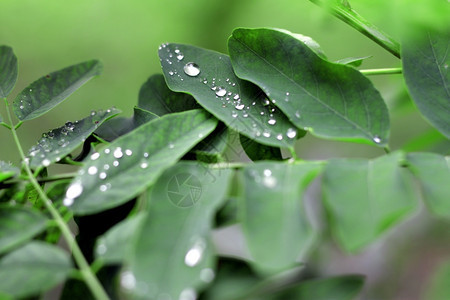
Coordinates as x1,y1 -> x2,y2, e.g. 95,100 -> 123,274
0,1 -> 448,299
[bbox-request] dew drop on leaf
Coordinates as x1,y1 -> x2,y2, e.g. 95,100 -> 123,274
91,152 -> 100,160
286,128 -> 297,139
183,62 -> 201,77
120,271 -> 137,291
88,166 -> 98,175
268,118 -> 276,125
179,288 -> 197,300
215,87 -> 227,97
276,134 -> 283,140
140,162 -> 148,169
231,111 -> 238,118
235,103 -> 245,110
99,172 -> 107,179
200,268 -> 215,283
42,159 -> 51,167
184,239 -> 206,267
113,147 -> 123,158
373,135 -> 381,144
125,149 -> 133,156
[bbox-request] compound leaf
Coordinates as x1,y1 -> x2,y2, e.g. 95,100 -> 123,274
0,241 -> 72,298
240,161 -> 323,274
0,46 -> 18,98
13,60 -> 102,121
402,30 -> 450,138
27,108 -> 120,168
65,109 -> 217,215
323,151 -> 418,252
125,162 -> 233,299
406,152 -> 450,218
0,206 -> 48,255
159,43 -> 301,150
229,28 -> 390,146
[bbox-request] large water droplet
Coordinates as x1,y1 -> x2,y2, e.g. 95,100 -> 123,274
235,103 -> 245,110
184,239 -> 206,267
286,128 -> 297,139
91,152 -> 100,160
183,62 -> 201,77
88,166 -> 98,175
215,87 -> 227,97
373,135 -> 381,144
64,182 -> 83,206
42,159 -> 51,167
113,147 -> 123,158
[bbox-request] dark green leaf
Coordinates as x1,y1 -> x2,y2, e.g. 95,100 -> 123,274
335,56 -> 372,67
402,30 -> 450,138
138,74 -> 200,115
228,28 -> 390,146
240,161 -> 323,274
0,205 -> 48,255
424,261 -> 450,300
125,162 -> 233,299
0,161 -> 19,183
95,213 -> 146,264
0,46 -> 18,98
13,60 -> 103,121
27,108 -> 120,168
0,241 -> 73,298
132,106 -> 159,126
192,123 -> 229,163
65,109 -> 218,215
406,152 -> 450,218
159,43 -> 301,150
323,151 -> 418,252
239,134 -> 283,161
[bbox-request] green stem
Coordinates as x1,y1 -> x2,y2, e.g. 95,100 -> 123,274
3,99 -> 110,300
359,67 -> 402,75
1,122 -> 12,129
309,0 -> 401,58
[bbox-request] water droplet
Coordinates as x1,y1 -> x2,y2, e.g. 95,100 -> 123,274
286,92 -> 290,96
104,164 -> 110,170
104,148 -> 111,154
88,166 -> 98,175
144,152 -> 149,158
262,170 -> 277,188
286,128 -> 297,139
19,105 -> 24,110
242,112 -> 249,118
215,87 -> 227,97
169,71 -> 174,76
263,99 -> 270,106
198,133 -> 204,138
263,169 -> 272,176
125,149 -> 133,156
168,143 -> 174,149
183,62 -> 201,77
268,119 -> 276,125
276,133 -> 283,140
91,152 -> 100,160
185,239 -> 206,267
99,184 -> 108,192
99,172 -> 107,179
140,162 -> 148,169
231,111 -> 238,118
200,268 -> 215,283
42,159 -> 51,167
373,136 -> 381,144
233,94 -> 240,100
65,121 -> 75,131
64,182 -> 83,206
113,160 -> 119,167
235,103 -> 245,110
177,54 -> 184,61
262,130 -> 271,138
179,288 -> 197,300
63,197 -> 74,206
295,111 -> 301,118
113,147 -> 123,158
96,242 -> 107,255
121,271 -> 137,290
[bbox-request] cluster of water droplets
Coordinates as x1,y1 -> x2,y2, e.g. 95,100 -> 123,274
248,168 -> 278,189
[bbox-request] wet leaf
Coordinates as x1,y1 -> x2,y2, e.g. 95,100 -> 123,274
239,134 -> 283,161
66,109 -> 217,215
159,43 -> 301,150
0,241 -> 72,298
402,30 -> 450,138
125,162 -> 233,299
0,205 -> 48,255
240,161 -> 323,274
0,46 -> 18,98
406,152 -> 450,218
27,108 -> 120,168
229,28 -> 390,146
13,60 -> 103,121
335,56 -> 372,67
0,161 -> 20,183
322,151 -> 418,252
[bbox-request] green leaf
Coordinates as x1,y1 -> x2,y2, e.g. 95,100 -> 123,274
402,30 -> 450,138
239,134 -> 283,161
65,109 -> 217,215
406,152 -> 450,218
228,28 -> 390,146
125,162 -> 233,299
335,56 -> 372,67
424,261 -> 450,300
0,241 -> 72,298
192,123 -> 229,163
27,108 -> 120,168
0,161 -> 20,183
159,43 -> 301,150
0,46 -> 18,98
240,161 -> 323,274
0,205 -> 48,255
94,213 -> 146,264
323,151 -> 418,252
13,60 -> 103,121
138,74 -> 200,115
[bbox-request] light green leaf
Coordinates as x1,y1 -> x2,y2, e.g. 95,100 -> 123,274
27,108 -> 120,168
0,241 -> 72,298
0,161 -> 20,183
240,161 -> 323,274
335,56 -> 372,67
0,205 -> 48,255
322,151 -> 418,252
402,30 -> 450,138
0,46 -> 18,98
94,213 -> 146,264
228,28 -> 390,146
159,43 -> 301,150
406,152 -> 450,218
13,60 -> 103,121
66,109 -> 217,215
424,261 -> 450,300
138,74 -> 200,115
125,162 -> 233,299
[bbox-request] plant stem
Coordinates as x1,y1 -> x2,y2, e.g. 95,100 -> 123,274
3,99 -> 110,300
360,67 -> 402,75
309,0 -> 401,58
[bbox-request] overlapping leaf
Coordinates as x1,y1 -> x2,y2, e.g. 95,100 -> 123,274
402,30 -> 450,138
13,60 -> 102,121
0,241 -> 73,298
240,161 -> 323,274
65,109 -> 217,215
125,162 -> 233,299
228,28 -> 390,146
322,151 -> 418,252
27,108 -> 120,168
0,46 -> 18,98
159,43 -> 301,150
406,152 -> 450,218
0,206 -> 48,255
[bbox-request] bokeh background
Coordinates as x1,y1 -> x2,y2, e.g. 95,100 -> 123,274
1,1 -> 449,299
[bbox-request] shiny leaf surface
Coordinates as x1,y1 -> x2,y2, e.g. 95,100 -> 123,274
0,46 -> 18,98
